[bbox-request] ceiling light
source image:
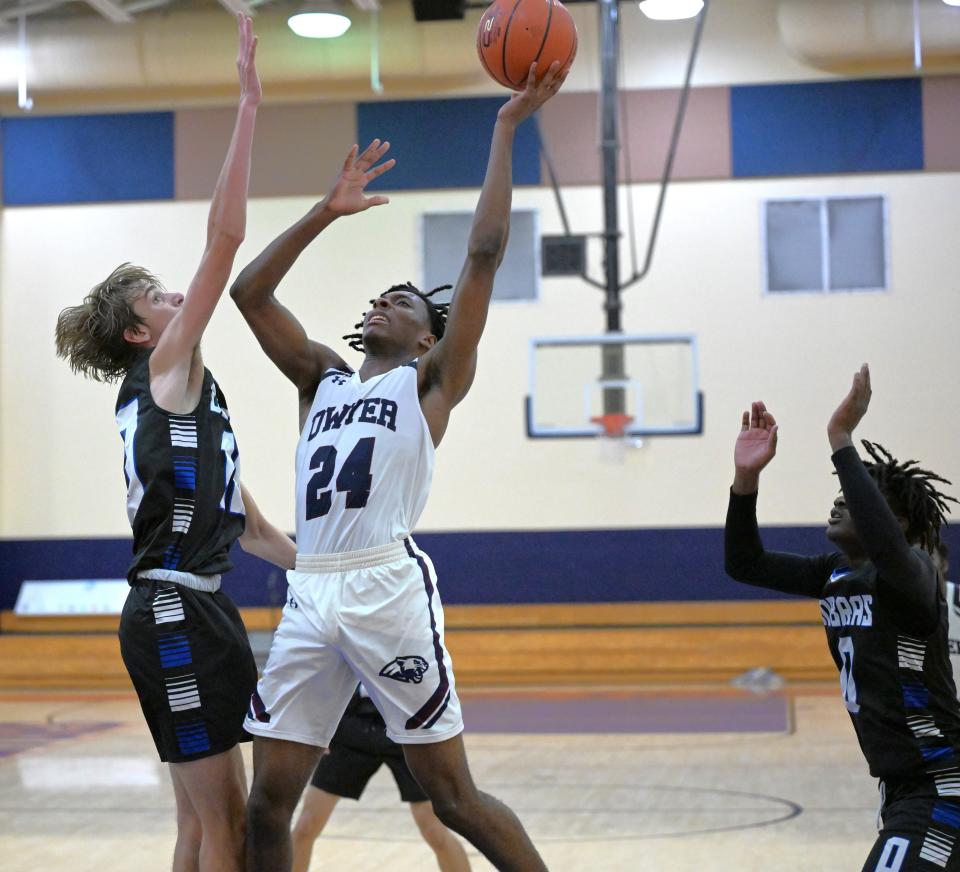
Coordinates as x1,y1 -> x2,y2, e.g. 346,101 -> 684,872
943,0 -> 960,7
639,0 -> 704,21
288,3 -> 352,38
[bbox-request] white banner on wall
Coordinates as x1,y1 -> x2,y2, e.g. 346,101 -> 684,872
14,579 -> 128,615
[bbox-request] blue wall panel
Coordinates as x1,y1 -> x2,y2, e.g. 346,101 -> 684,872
6,524 -> 955,610
1,112 -> 174,205
731,78 -> 924,177
357,98 -> 541,190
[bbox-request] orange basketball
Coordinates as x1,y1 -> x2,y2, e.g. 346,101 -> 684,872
476,0 -> 578,92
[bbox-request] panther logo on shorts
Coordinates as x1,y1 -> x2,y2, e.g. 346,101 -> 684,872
379,655 -> 430,684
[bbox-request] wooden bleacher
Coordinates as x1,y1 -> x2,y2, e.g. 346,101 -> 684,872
0,600 -> 834,689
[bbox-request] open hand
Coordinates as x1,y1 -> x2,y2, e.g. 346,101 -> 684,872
828,364 -> 871,451
735,401 -> 779,475
497,61 -> 566,127
236,13 -> 261,105
324,140 -> 396,217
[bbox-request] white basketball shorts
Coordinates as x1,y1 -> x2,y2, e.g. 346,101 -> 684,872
244,537 -> 463,747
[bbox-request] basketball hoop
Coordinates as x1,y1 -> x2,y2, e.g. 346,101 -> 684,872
591,413 -> 638,463
591,413 -> 634,439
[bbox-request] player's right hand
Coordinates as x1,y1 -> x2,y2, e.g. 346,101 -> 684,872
323,140 -> 397,217
497,60 -> 566,127
734,401 -> 779,475
237,13 -> 261,106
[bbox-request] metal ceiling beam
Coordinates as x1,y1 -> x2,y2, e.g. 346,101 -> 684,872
84,0 -> 134,23
0,1 -> 65,24
124,0 -> 173,12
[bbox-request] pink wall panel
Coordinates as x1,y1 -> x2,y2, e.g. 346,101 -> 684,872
175,102 -> 357,200
922,76 -> 960,172
539,86 -> 731,186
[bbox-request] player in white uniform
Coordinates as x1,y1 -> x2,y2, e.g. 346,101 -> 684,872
230,63 -> 564,871
936,545 -> 960,683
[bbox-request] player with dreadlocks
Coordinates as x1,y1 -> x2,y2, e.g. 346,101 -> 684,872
229,62 -> 564,872
343,281 -> 451,354
725,364 -> 960,871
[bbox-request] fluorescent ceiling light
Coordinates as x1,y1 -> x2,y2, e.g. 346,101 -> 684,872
943,0 -> 960,7
639,0 -> 704,20
288,6 -> 352,38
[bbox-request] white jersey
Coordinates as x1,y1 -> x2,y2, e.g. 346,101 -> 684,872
294,363 -> 434,554
947,580 -> 960,688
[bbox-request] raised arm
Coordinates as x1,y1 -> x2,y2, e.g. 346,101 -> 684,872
725,402 -> 836,598
827,365 -> 938,616
150,15 -> 260,400
230,140 -> 395,396
420,63 -> 565,413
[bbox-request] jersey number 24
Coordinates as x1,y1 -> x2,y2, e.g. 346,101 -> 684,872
306,437 -> 375,520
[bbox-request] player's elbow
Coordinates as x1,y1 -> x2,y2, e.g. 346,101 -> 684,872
724,550 -> 754,582
229,268 -> 261,308
724,560 -> 744,582
229,274 -> 250,305
467,230 -> 507,263
239,516 -> 263,553
237,529 -> 255,554
208,226 -> 246,256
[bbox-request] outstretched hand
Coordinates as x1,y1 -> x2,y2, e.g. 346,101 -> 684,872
497,61 -> 566,127
732,401 -> 778,494
828,363 -> 871,452
236,13 -> 261,105
324,140 -> 397,218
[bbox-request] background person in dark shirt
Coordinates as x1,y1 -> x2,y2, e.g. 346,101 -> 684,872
725,364 -> 960,871
291,686 -> 470,872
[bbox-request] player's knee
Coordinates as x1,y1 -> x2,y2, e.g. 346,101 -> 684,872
175,804 -> 202,846
430,797 -> 464,832
247,783 -> 295,832
429,786 -> 481,835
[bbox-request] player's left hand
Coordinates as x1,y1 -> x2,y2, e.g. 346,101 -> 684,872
827,363 -> 871,450
497,61 -> 566,127
236,13 -> 261,106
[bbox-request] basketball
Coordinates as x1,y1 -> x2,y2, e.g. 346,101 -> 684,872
476,0 -> 578,91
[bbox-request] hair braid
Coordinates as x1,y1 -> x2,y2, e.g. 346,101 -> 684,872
859,439 -> 956,552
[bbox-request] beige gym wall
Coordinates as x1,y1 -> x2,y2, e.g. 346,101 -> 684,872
2,169 -> 957,539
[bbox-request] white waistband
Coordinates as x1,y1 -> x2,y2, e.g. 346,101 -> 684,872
295,539 -> 411,573
138,568 -> 222,593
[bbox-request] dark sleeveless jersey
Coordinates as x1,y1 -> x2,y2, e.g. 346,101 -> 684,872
115,351 -> 245,582
727,485 -> 960,786
822,558 -> 960,783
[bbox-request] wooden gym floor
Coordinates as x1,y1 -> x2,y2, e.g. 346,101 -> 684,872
1,684 -> 882,871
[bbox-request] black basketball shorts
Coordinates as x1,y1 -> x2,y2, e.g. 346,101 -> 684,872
864,780 -> 960,871
119,580 -> 257,764
309,696 -> 428,803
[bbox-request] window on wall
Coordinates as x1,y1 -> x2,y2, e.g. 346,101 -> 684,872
763,196 -> 887,294
422,209 -> 539,303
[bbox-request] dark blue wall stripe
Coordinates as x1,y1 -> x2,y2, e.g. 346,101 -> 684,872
1,112 -> 174,205
5,525 -> 957,610
357,98 -> 541,190
731,78 -> 924,177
